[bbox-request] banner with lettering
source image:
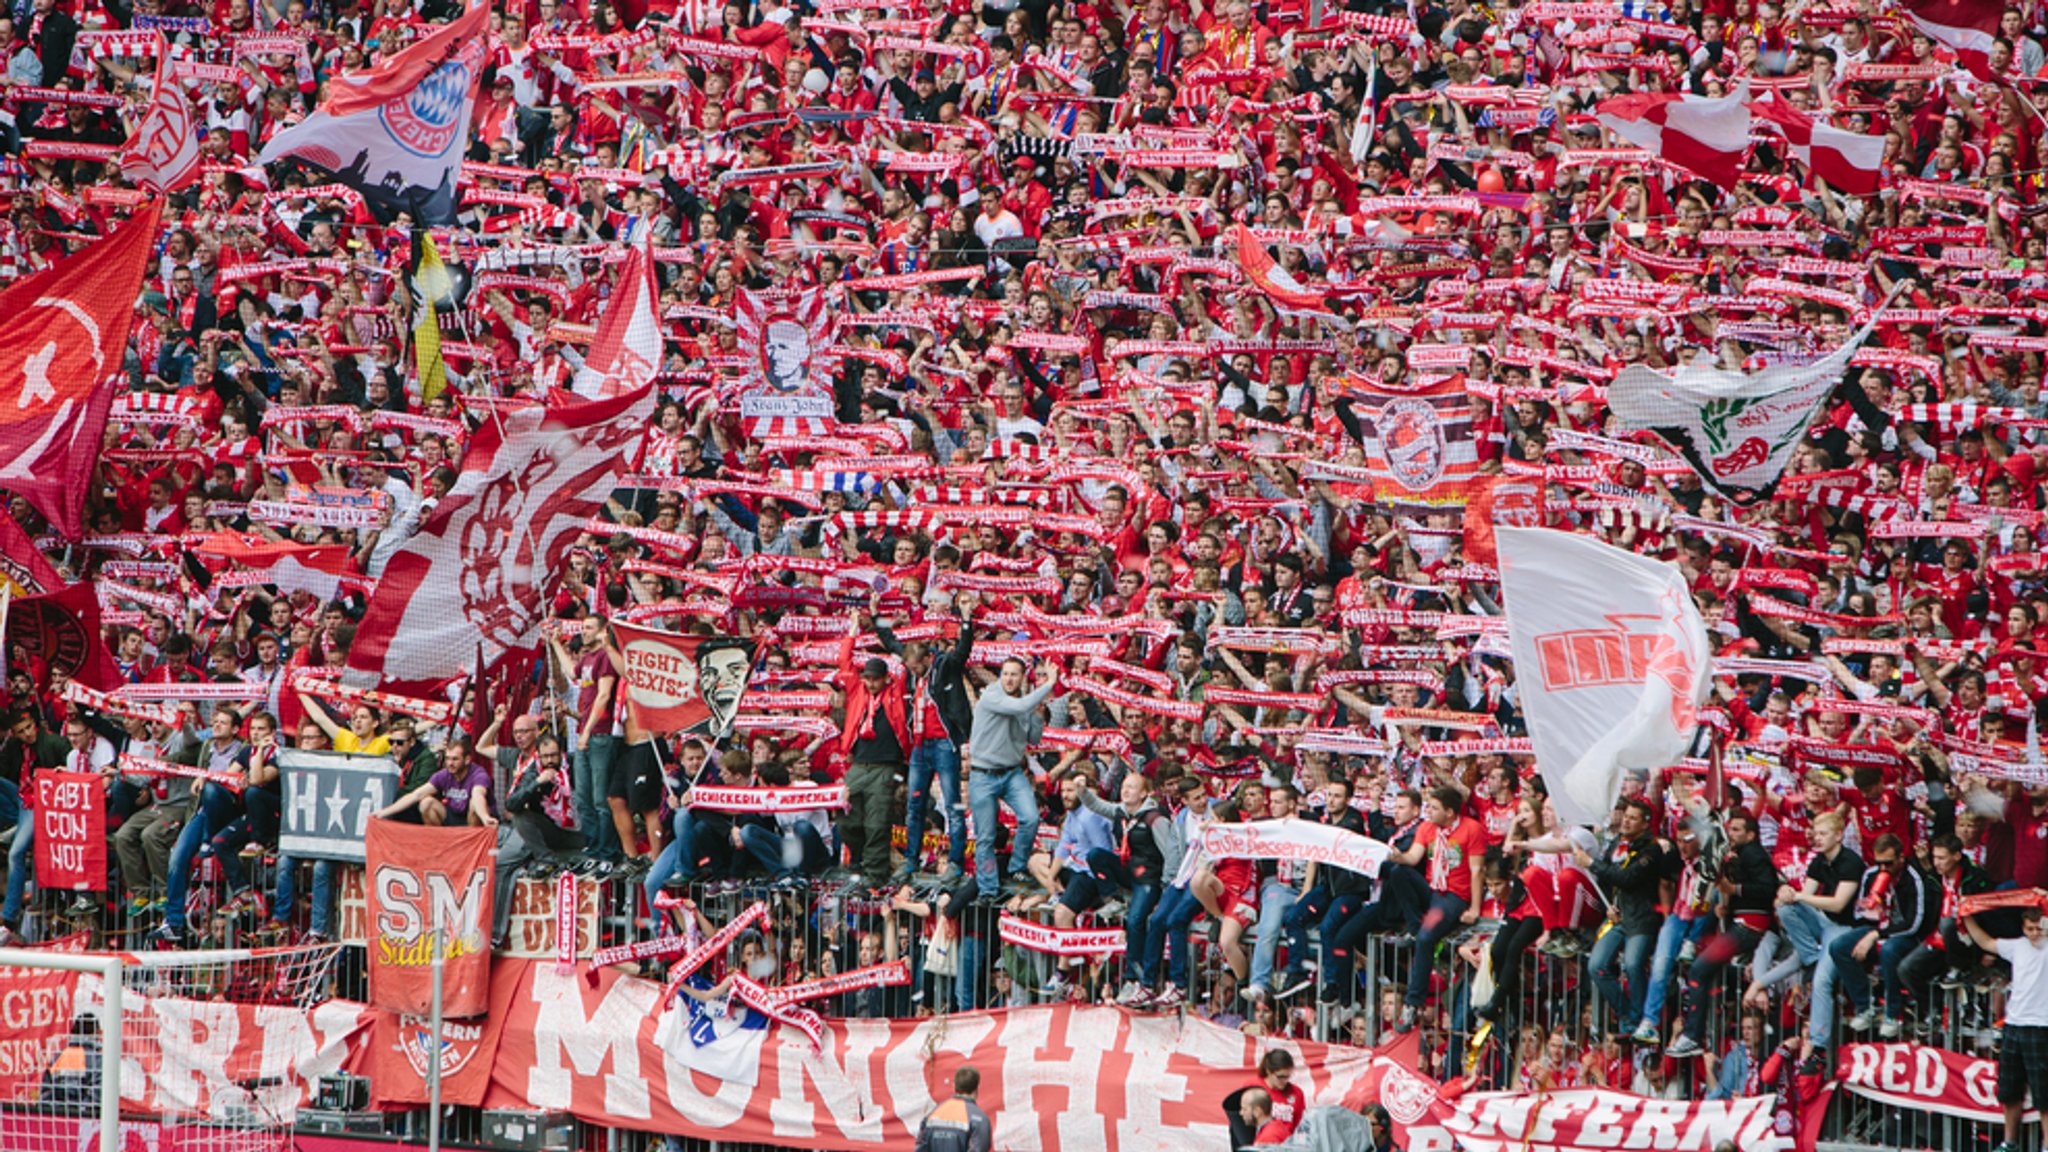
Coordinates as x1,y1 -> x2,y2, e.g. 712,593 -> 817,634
279,749 -> 400,863
34,772 -> 106,890
489,960 -> 1378,1150
0,966 -> 78,1097
610,621 -> 756,740
1834,1041 -> 2035,1123
1342,1041 -> 1790,1152
365,819 -> 496,1017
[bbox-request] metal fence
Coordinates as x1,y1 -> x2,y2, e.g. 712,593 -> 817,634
5,856 -> 2036,1150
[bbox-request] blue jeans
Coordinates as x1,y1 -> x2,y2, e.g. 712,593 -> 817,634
1795,908 -> 1869,1047
1406,893 -> 1469,1009
1249,879 -> 1298,990
739,821 -> 830,879
0,777 -> 18,831
573,733 -> 620,862
166,783 -> 245,932
954,934 -> 983,1012
3,815 -> 33,923
1122,882 -> 1161,985
967,766 -> 1038,897
271,855 -> 334,937
1588,924 -> 1655,1028
1142,884 -> 1199,988
1833,928 -> 1916,1016
903,738 -> 966,873
643,808 -> 699,910
1640,915 -> 1711,1028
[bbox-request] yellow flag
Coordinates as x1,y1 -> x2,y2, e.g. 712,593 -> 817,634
412,232 -> 449,402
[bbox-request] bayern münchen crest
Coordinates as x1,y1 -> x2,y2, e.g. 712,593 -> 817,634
381,55 -> 471,157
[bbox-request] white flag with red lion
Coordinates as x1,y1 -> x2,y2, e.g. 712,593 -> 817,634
1498,526 -> 1711,828
347,386 -> 655,691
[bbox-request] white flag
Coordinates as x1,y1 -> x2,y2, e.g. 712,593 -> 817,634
1607,319 -> 1875,504
118,61 -> 202,195
572,243 -> 662,399
1498,527 -> 1711,829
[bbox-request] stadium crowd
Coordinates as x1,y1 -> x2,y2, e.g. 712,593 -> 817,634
0,0 -> 2045,1135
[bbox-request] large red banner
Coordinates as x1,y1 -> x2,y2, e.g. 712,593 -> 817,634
1834,1041 -> 2033,1123
0,967 -> 78,1098
34,772 -> 106,890
486,959 -> 1375,1151
365,819 -> 496,1017
1345,1039 -> 1790,1152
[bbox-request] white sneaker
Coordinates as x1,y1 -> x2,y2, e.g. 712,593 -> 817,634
1151,984 -> 1184,1010
1847,1008 -> 1878,1032
1878,1016 -> 1904,1039
1116,981 -> 1144,1006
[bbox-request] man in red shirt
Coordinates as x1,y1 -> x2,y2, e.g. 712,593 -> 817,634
1398,784 -> 1486,1031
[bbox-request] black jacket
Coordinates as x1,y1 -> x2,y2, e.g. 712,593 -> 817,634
877,619 -> 974,746
1721,839 -> 1779,920
1590,832 -> 1667,936
1876,862 -> 1938,943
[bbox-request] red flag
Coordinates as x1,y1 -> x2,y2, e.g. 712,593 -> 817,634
346,386 -> 655,692
7,581 -> 120,691
190,531 -> 353,600
0,206 -> 161,539
1596,86 -> 1751,189
1231,224 -> 1328,311
34,772 -> 107,890
1750,98 -> 1884,195
0,513 -> 63,596
572,243 -> 662,400
1901,0 -> 2004,77
366,818 -> 497,1017
1461,473 -> 1545,566
612,622 -> 757,740
117,60 -> 202,194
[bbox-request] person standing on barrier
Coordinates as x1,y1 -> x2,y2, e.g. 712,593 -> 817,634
966,656 -> 1056,901
552,613 -> 622,868
1763,810 -> 1865,1076
915,1065 -> 992,1152
837,609 -> 915,893
1135,775 -> 1217,1009
1669,812 -> 1779,1059
878,602 -> 975,885
1574,796 -> 1666,1040
1962,903 -> 2048,1152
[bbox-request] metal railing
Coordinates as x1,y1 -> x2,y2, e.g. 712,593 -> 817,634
5,855 -> 2036,1150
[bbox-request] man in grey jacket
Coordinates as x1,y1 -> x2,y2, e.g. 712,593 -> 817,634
967,657 -> 1056,899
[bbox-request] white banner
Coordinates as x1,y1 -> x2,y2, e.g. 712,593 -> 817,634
1199,819 -> 1389,877
1498,527 -> 1711,828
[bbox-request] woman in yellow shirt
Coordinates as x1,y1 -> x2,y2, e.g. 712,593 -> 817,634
297,694 -> 391,756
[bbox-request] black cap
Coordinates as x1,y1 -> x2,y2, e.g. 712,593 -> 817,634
862,657 -> 889,679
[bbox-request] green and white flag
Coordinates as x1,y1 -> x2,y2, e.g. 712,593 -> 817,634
1608,320 -> 1876,505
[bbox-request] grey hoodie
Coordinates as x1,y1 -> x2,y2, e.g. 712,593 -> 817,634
1078,790 -> 1184,885
968,679 -> 1054,771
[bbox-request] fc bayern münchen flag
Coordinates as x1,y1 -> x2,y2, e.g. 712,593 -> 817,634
259,4 -> 488,224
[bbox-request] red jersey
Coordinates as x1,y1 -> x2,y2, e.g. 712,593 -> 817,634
1427,816 -> 1488,903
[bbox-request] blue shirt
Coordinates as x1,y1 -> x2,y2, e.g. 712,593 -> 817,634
1054,804 -> 1115,874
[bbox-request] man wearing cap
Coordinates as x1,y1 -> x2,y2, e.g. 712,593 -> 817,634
837,609 -> 913,890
